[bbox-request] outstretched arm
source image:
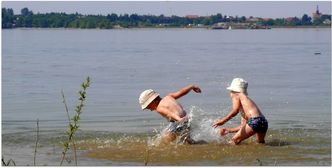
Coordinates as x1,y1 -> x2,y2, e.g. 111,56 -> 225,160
212,96 -> 241,128
168,84 -> 201,99
219,117 -> 247,135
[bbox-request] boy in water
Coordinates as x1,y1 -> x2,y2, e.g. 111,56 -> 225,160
139,85 -> 201,144
212,78 -> 268,145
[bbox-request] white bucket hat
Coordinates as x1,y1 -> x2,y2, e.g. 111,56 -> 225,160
139,89 -> 160,110
227,78 -> 248,94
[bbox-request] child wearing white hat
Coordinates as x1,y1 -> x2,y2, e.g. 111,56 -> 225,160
139,84 -> 202,144
212,78 -> 268,145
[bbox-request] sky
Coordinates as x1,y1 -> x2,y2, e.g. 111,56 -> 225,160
1,1 -> 331,19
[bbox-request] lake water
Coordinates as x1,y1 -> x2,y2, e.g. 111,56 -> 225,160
2,28 -> 331,166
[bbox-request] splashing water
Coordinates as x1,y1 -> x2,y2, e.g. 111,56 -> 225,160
147,129 -> 163,147
146,105 -> 231,147
188,105 -> 229,143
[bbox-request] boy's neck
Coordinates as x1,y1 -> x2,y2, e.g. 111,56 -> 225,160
154,97 -> 161,106
151,97 -> 161,110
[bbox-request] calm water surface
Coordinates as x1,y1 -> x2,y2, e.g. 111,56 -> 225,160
2,28 -> 331,166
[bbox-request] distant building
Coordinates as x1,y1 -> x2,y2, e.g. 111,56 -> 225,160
323,19 -> 331,25
185,15 -> 199,19
262,18 -> 273,21
285,17 -> 295,22
247,16 -> 259,22
312,5 -> 322,21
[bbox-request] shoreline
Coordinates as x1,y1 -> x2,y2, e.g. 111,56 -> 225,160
270,25 -> 331,29
2,25 -> 331,30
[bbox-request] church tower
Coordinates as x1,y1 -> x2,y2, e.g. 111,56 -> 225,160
312,5 -> 322,21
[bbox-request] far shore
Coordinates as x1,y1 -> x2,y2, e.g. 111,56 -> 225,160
2,25 -> 331,30
270,25 -> 331,28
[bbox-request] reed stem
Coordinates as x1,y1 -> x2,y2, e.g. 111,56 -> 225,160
61,90 -> 78,166
60,77 -> 90,166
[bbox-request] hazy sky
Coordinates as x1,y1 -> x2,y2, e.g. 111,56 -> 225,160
2,1 -> 331,19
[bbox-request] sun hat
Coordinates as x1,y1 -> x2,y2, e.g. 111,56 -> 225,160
226,78 -> 248,94
139,89 -> 160,110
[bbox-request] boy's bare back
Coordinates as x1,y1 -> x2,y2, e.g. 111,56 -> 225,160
235,93 -> 263,119
156,95 -> 187,121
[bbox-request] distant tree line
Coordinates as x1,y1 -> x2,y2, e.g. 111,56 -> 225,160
2,7 -> 331,29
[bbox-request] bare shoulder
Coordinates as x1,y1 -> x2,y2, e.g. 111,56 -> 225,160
240,94 -> 261,113
163,95 -> 176,101
241,94 -> 255,103
238,93 -> 249,100
159,95 -> 174,106
231,93 -> 240,101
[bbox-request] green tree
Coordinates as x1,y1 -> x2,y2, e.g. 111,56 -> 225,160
239,16 -> 246,22
202,16 -> 213,25
210,13 -> 223,24
289,17 -> 301,26
130,14 -> 139,22
262,19 -> 274,26
23,16 -> 33,27
2,8 -> 15,28
107,13 -> 118,22
313,18 -> 323,25
21,7 -> 33,16
3,7 -> 328,29
274,18 -> 286,26
301,14 -> 312,25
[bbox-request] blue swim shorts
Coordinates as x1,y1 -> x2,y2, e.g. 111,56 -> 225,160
247,116 -> 268,133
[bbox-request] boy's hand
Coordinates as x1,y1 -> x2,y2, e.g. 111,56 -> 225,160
192,85 -> 202,93
219,128 -> 229,136
212,120 -> 220,128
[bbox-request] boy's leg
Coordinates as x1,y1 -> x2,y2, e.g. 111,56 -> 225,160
231,124 -> 255,145
183,135 -> 196,144
256,132 -> 266,144
160,131 -> 177,144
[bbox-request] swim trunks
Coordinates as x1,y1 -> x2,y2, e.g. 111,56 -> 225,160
247,116 -> 268,133
166,119 -> 196,144
167,120 -> 190,135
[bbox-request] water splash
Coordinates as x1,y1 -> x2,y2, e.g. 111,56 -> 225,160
147,130 -> 162,147
145,105 -> 231,147
146,123 -> 189,147
188,105 -> 229,143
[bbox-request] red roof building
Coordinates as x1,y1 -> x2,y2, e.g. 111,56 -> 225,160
185,15 -> 199,19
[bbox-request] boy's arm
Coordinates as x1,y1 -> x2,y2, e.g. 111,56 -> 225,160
224,117 -> 247,133
212,97 -> 241,128
168,84 -> 201,99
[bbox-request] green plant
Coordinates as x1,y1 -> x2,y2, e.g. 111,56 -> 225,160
60,77 -> 91,166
